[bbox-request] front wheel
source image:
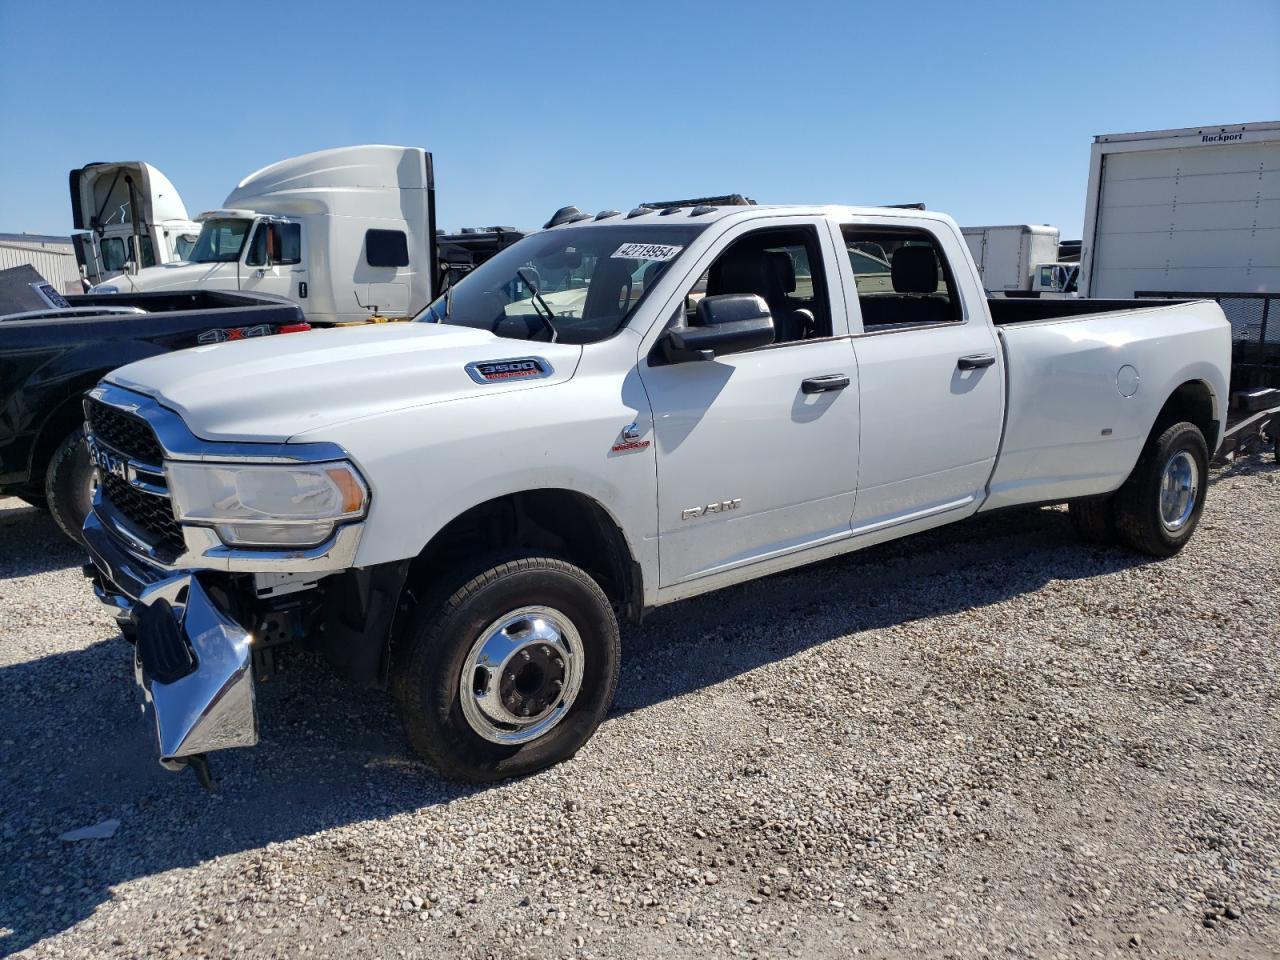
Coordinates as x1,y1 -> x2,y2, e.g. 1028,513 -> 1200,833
393,554 -> 620,783
1113,421 -> 1209,557
45,427 -> 96,545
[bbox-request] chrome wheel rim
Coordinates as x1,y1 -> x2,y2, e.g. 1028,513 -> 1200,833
459,605 -> 584,745
1159,450 -> 1199,532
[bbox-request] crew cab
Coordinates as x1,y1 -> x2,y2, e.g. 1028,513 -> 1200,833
80,203 -> 1231,786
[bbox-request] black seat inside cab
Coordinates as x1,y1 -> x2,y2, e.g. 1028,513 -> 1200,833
582,256 -> 637,319
706,248 -> 814,342
857,245 -> 955,329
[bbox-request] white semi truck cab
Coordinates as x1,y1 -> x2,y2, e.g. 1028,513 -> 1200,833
81,201 -> 1231,788
70,162 -> 202,287
90,145 -> 439,325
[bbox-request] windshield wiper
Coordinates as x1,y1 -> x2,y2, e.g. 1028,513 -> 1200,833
516,267 -> 560,343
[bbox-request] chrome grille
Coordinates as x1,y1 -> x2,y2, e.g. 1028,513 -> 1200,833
85,399 -> 164,464
86,401 -> 185,561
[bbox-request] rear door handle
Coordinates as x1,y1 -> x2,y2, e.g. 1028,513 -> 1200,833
801,374 -> 850,394
957,354 -> 996,370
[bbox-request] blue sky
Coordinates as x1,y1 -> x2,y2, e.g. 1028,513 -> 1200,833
1,0 -> 1277,239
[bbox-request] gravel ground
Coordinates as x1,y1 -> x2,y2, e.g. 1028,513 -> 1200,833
1,458 -> 1278,960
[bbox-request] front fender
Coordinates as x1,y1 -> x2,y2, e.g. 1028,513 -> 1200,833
301,365 -> 659,600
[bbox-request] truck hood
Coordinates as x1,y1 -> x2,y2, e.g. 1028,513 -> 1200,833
70,161 -> 191,230
101,261 -> 229,292
106,323 -> 583,442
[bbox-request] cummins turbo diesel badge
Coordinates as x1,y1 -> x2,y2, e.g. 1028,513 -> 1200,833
465,357 -> 553,384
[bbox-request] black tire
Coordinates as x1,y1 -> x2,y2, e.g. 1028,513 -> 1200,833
393,554 -> 620,783
1113,421 -> 1209,558
45,427 -> 96,545
1068,495 -> 1115,544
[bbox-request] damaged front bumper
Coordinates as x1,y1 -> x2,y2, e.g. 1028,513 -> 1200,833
84,510 -> 258,771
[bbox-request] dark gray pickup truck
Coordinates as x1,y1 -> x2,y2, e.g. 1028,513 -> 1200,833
0,265 -> 308,540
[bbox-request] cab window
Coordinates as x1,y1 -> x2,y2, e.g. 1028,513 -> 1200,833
100,237 -> 127,272
366,229 -> 409,268
245,222 -> 302,267
135,236 -> 156,268
679,226 -> 831,345
843,226 -> 961,330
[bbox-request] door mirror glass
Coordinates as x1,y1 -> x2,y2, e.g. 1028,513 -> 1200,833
661,293 -> 776,363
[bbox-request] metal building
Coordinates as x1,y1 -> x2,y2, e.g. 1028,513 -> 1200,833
0,233 -> 81,294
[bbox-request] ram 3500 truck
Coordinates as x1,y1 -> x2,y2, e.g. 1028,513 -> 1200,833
81,203 -> 1231,785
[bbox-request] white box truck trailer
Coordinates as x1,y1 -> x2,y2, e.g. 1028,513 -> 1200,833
70,162 -> 203,288
961,224 -> 1065,294
1078,121 -> 1280,299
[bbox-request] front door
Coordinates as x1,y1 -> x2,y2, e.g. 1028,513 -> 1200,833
239,220 -> 304,303
837,219 -> 1004,533
639,220 -> 860,587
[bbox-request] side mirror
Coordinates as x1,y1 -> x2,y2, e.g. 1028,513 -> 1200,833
661,294 -> 775,363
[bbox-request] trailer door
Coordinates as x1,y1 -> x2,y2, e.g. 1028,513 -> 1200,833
1090,140 -> 1280,297
981,227 -> 1026,292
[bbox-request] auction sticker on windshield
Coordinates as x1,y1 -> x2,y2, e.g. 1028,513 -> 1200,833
611,243 -> 682,261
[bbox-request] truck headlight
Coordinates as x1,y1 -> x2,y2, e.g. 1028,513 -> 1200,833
90,283 -> 119,294
166,461 -> 368,548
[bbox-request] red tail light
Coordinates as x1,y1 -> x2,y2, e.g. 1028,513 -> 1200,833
278,323 -> 311,334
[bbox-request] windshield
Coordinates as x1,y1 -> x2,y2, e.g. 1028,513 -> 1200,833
188,218 -> 253,263
417,224 -> 706,344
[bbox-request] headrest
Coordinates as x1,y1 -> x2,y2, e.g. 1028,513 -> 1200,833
582,256 -> 637,318
764,250 -> 796,294
892,245 -> 939,294
713,250 -> 773,298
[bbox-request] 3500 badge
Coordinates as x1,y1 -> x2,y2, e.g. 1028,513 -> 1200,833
465,357 -> 554,384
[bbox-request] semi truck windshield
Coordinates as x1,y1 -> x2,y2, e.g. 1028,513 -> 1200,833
188,218 -> 252,263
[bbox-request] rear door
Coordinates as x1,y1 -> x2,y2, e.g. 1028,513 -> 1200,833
835,217 -> 1004,534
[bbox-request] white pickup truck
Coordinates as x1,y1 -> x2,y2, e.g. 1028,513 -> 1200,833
81,202 -> 1231,786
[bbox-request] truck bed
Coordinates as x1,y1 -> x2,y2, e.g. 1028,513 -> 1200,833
983,298 -> 1231,512
986,297 -> 1186,325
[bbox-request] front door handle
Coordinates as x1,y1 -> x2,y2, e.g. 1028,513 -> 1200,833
957,354 -> 996,370
801,374 -> 850,394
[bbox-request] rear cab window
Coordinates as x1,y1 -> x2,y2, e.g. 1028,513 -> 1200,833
842,224 -> 963,332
